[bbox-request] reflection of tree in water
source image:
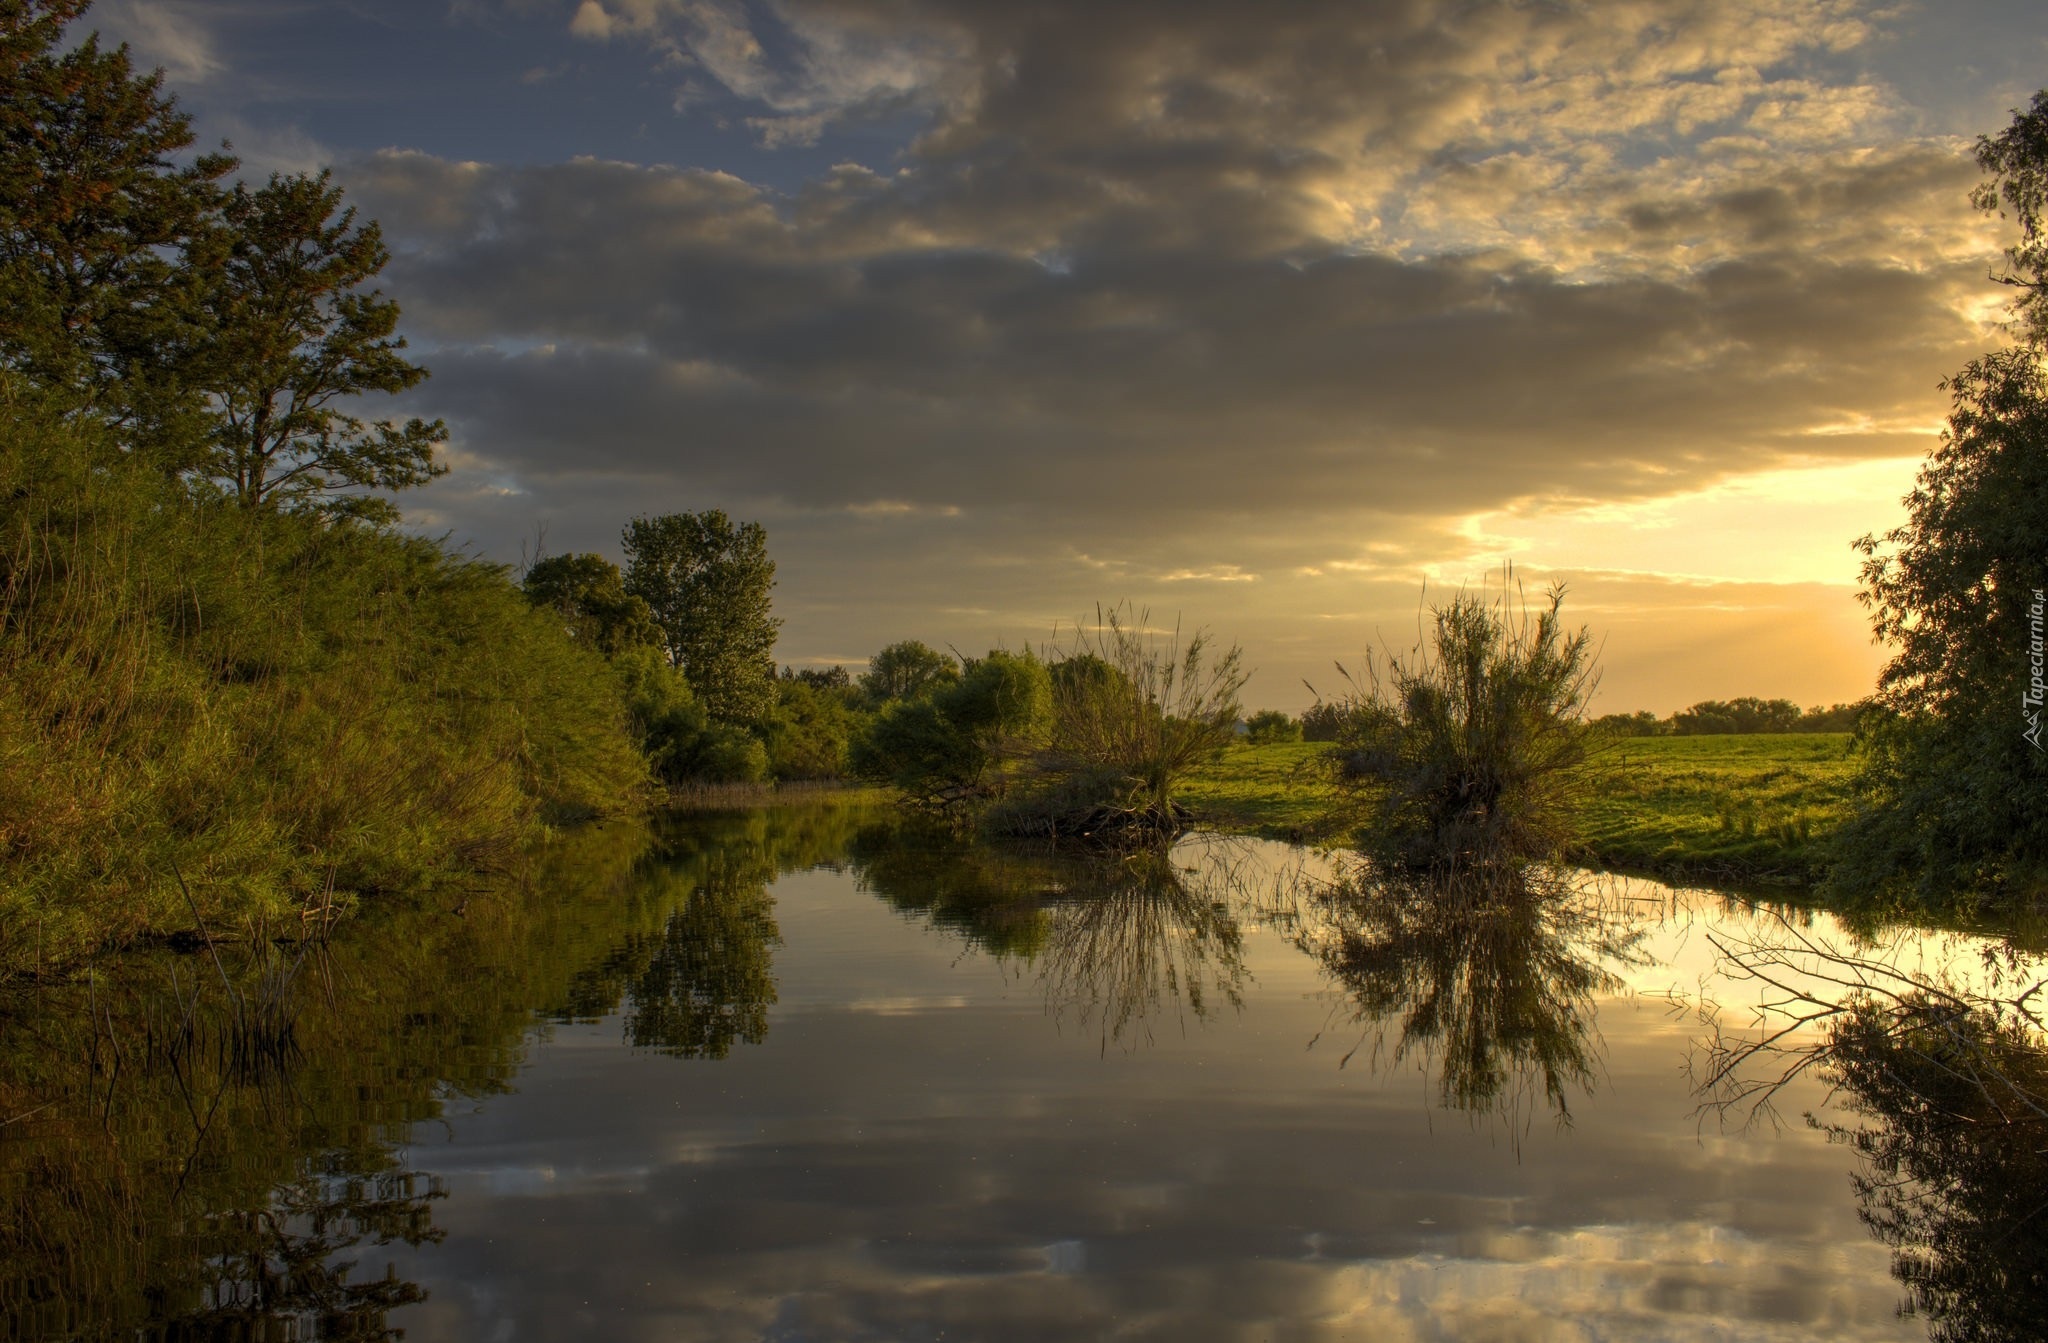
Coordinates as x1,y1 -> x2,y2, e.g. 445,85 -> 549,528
1294,864 -> 1644,1124
847,817 -> 1058,958
1822,1001 -> 2048,1343
554,843 -> 781,1058
850,822 -> 1253,1050
1702,920 -> 2048,1342
1037,844 -> 1250,1052
167,1161 -> 444,1341
0,807 -> 843,1339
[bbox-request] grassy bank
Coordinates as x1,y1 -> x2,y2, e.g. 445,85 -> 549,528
1568,733 -> 1859,884
1181,734 -> 1861,885
0,404 -> 651,981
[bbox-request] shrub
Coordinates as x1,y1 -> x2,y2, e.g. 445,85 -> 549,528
1245,709 -> 1301,744
848,650 -> 1050,805
1005,604 -> 1247,838
1328,579 -> 1598,872
0,400 -> 648,977
761,677 -> 857,780
1300,700 -> 1362,742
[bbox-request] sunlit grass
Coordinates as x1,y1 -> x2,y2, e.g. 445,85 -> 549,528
1179,741 -> 1353,840
1571,733 -> 1860,882
1184,734 -> 1861,883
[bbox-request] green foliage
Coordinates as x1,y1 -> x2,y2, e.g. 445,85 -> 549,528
622,510 -> 780,725
678,722 -> 771,785
1841,348 -> 2048,899
1590,709 -> 1665,737
189,170 -> 444,521
524,551 -> 661,656
0,401 -> 648,978
849,649 -> 1051,805
1829,92 -> 2048,904
762,676 -> 857,781
1670,697 -> 1804,735
1244,709 -> 1301,744
1030,604 -> 1247,824
1330,581 -> 1597,872
860,638 -> 959,703
611,643 -> 707,781
1973,87 -> 2048,347
0,0 -> 234,460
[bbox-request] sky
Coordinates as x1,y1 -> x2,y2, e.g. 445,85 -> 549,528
86,0 -> 2048,713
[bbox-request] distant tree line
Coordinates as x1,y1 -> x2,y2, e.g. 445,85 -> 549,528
1263,696 -> 1869,745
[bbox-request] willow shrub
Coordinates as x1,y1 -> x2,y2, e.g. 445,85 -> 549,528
1330,581 -> 1597,873
0,397 -> 647,979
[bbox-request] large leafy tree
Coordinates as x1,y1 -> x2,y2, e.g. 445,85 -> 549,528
1847,349 -> 2048,894
190,170 -> 444,521
860,639 -> 959,703
522,552 -> 661,657
621,510 -> 780,724
0,0 -> 234,458
1840,92 -> 2048,898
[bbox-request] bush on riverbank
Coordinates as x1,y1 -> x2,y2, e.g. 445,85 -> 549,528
0,401 -> 650,979
1323,582 -> 1598,873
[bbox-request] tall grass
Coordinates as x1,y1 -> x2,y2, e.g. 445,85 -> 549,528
1329,578 -> 1597,872
0,390 -> 648,979
996,604 -> 1246,838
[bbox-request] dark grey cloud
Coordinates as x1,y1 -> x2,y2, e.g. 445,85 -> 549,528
117,0 -> 2041,703
354,143 -> 1981,529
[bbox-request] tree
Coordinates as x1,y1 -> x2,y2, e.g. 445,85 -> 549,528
1835,90 -> 2048,898
860,639 -> 959,703
1244,709 -> 1301,744
1843,348 -> 2048,895
1973,88 -> 2048,346
849,649 -> 1050,806
621,510 -> 780,725
0,0 -> 234,459
522,552 -> 661,657
189,171 -> 444,521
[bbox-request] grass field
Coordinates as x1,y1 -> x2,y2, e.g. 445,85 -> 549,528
1181,733 -> 1862,885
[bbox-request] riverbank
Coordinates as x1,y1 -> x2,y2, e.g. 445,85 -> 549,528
1180,734 -> 1861,885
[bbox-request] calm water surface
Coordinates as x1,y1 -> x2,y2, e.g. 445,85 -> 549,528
2,803 -> 2040,1340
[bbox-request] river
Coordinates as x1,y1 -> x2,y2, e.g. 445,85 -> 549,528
3,801 -> 2041,1340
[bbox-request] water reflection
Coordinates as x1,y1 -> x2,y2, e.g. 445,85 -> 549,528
553,845 -> 782,1058
0,803 -> 864,1341
1291,864 -> 1649,1125
851,824 -> 1253,1050
1702,917 -> 2048,1342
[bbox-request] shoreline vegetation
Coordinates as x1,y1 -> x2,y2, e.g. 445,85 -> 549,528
5,1 -> 2045,986
1178,734 -> 1861,890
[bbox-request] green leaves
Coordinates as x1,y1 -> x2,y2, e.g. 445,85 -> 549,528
0,0 -> 234,460
191,170 -> 446,516
622,510 -> 781,725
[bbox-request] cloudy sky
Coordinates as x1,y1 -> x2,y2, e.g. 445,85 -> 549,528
92,0 -> 2048,711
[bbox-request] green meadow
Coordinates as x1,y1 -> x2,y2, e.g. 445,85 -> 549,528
1183,733 -> 1861,885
